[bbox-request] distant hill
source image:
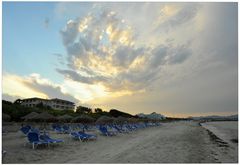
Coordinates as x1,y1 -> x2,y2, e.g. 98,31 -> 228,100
136,112 -> 166,120
189,114 -> 238,121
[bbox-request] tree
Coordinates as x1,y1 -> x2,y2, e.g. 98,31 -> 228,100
94,108 -> 103,113
36,102 -> 44,109
76,106 -> 92,114
109,109 -> 133,118
13,99 -> 22,105
2,100 -> 13,105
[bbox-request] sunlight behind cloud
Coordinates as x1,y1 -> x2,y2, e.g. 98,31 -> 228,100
61,79 -> 108,103
78,16 -> 92,32
3,73 -> 48,99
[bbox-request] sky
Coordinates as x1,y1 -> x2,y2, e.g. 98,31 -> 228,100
2,2 -> 238,117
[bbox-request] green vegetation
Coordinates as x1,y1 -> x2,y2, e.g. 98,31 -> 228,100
109,109 -> 134,118
76,106 -> 92,114
2,100 -> 137,122
94,108 -> 103,113
3,99 -> 194,123
2,100 -> 75,122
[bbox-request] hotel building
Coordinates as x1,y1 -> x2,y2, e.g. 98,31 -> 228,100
21,97 -> 75,110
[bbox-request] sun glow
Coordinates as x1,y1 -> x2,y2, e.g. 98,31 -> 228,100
78,16 -> 92,32
62,79 -> 108,103
2,73 -> 48,99
161,5 -> 179,16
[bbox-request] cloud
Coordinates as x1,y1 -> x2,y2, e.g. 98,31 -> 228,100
166,45 -> 192,64
155,3 -> 200,32
22,74 -> 78,103
56,69 -> 107,84
112,46 -> 144,67
3,73 -> 79,103
60,20 -> 79,46
2,93 -> 23,102
44,17 -> 49,28
57,6 -> 192,93
53,3 -> 237,117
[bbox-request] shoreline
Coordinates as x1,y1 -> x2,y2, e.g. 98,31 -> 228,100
199,122 -> 230,147
200,121 -> 238,163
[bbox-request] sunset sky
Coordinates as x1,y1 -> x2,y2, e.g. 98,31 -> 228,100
2,2 -> 238,117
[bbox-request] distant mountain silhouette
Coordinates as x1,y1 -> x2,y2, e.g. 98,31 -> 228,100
189,114 -> 238,121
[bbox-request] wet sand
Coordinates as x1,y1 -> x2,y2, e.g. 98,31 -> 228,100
201,121 -> 238,163
2,121 -> 238,163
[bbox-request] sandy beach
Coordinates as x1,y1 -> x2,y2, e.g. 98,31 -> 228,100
2,121 -> 238,163
201,121 -> 238,163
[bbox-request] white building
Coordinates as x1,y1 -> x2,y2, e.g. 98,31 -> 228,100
137,112 -> 166,120
21,97 -> 75,110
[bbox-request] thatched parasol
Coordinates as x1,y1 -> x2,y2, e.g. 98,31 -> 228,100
95,116 -> 115,124
3,113 -> 11,122
30,112 -> 57,122
128,117 -> 139,123
115,116 -> 128,124
71,114 -> 95,123
58,114 -> 73,122
29,112 -> 58,130
21,112 -> 39,121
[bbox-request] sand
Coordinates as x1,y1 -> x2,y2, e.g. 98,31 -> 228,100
2,121 -> 238,163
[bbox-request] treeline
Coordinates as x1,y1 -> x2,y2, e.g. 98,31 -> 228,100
2,100 -> 136,122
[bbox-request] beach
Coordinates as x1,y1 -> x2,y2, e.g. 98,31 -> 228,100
2,121 -> 238,163
201,121 -> 238,162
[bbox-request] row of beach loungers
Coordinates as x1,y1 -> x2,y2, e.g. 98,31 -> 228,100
20,122 -> 161,149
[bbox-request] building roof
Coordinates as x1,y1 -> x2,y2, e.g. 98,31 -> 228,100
22,97 -> 48,101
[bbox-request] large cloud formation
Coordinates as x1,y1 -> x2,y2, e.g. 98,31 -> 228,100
57,3 -> 195,92
3,2 -> 237,116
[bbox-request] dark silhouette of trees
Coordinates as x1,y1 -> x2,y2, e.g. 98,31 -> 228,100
94,108 -> 103,113
2,100 -> 13,105
109,109 -> 133,118
76,106 -> 92,114
36,103 -> 52,110
36,102 -> 44,109
13,99 -> 22,105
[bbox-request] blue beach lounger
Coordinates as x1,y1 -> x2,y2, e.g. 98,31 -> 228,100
70,132 -> 87,141
78,131 -> 97,140
54,126 -> 64,134
27,132 -> 48,149
62,125 -> 71,134
40,134 -> 64,144
99,126 -> 117,136
20,125 -> 31,135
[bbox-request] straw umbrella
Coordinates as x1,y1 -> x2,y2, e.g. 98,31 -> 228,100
30,112 -> 57,122
21,112 -> 39,121
95,116 -> 115,125
71,114 -> 95,132
58,114 -> 73,123
30,112 -> 58,130
71,114 -> 95,123
115,116 -> 128,124
2,113 -> 11,122
128,117 -> 139,123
